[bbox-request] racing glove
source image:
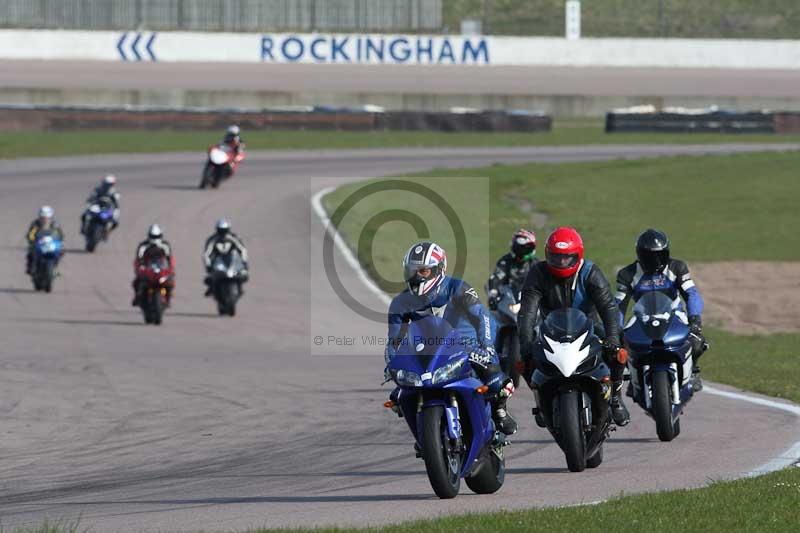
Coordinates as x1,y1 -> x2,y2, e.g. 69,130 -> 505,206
468,345 -> 497,370
689,315 -> 707,354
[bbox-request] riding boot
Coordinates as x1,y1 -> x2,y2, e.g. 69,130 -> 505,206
493,395 -> 518,435
610,380 -> 631,426
690,363 -> 703,392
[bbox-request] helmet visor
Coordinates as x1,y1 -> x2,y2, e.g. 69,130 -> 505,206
546,252 -> 579,270
512,241 -> 535,259
638,249 -> 669,273
405,264 -> 441,294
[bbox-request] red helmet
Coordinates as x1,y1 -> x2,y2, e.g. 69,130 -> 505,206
545,227 -> 584,279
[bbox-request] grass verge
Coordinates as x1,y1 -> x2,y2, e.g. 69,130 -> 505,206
3,121 -> 800,159
251,466 -> 800,532
323,150 -> 800,404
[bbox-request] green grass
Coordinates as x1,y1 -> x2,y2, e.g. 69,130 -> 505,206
2,123 -> 800,159
444,0 -> 800,39
323,151 -> 800,404
704,327 -> 800,404
248,467 -> 800,532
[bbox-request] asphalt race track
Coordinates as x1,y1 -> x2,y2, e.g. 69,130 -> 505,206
1,144 -> 800,531
4,60 -> 800,97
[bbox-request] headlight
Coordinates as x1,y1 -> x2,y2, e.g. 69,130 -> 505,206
393,369 -> 422,387
432,358 -> 466,384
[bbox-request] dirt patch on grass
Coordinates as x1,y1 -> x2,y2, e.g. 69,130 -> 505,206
692,261 -> 800,334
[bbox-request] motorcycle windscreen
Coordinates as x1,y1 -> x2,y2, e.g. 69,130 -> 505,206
538,308 -> 594,376
395,315 -> 465,368
540,308 -> 592,342
632,291 -> 677,340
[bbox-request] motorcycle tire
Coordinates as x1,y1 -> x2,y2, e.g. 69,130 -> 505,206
586,442 -> 603,468
502,330 -> 521,389
42,263 -> 54,293
200,163 -> 212,189
465,449 -> 505,494
152,293 -> 163,326
559,390 -> 586,472
652,370 -> 677,442
422,405 -> 461,499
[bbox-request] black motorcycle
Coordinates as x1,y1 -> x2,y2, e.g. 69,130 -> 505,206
210,248 -> 247,316
489,285 -> 522,388
529,308 -> 613,472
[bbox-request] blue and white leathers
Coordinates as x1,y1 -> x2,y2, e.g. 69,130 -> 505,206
387,275 -> 498,367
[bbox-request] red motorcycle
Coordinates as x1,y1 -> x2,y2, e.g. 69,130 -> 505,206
136,255 -> 174,325
199,143 -> 245,189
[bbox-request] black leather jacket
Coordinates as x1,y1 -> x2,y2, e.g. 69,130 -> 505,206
518,260 -> 620,357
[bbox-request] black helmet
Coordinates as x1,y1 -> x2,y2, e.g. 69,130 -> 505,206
636,229 -> 670,274
215,217 -> 231,237
510,229 -> 536,262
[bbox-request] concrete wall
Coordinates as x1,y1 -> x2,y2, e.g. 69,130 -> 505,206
4,29 -> 800,68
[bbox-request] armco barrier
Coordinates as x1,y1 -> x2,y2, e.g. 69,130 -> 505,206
605,110 -> 778,134
0,105 -> 552,133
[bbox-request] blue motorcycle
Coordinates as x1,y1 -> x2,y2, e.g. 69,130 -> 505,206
623,291 -> 695,441
83,198 -> 115,252
31,231 -> 63,293
387,316 -> 507,499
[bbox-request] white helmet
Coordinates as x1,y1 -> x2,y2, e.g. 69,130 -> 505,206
38,205 -> 54,219
226,125 -> 240,136
103,174 -> 117,186
215,218 -> 231,236
148,224 -> 163,240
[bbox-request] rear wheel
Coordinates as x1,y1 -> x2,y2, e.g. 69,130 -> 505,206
652,371 -> 676,442
422,405 -> 461,499
465,450 -> 505,494
558,390 -> 586,472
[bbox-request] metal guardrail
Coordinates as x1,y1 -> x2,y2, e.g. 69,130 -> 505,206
0,0 -> 443,32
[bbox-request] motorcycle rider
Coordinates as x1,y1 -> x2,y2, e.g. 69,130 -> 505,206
131,224 -> 175,307
616,229 -> 706,391
202,218 -> 249,297
518,227 -> 630,426
81,174 -> 120,235
385,241 -> 518,435
26,205 -> 64,275
222,125 -> 246,160
486,229 -> 537,309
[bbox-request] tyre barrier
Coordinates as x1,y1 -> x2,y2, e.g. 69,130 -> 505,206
0,104 -> 552,133
605,107 -> 800,134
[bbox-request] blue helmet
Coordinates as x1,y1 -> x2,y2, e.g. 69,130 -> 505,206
402,241 -> 447,297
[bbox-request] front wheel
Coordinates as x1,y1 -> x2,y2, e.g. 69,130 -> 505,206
465,450 -> 505,494
652,370 -> 677,442
558,390 -> 586,472
41,261 -> 54,293
501,329 -> 521,388
422,405 -> 461,499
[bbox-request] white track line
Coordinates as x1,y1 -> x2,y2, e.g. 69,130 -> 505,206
704,385 -> 800,475
310,185 -> 391,306
310,184 -> 800,478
